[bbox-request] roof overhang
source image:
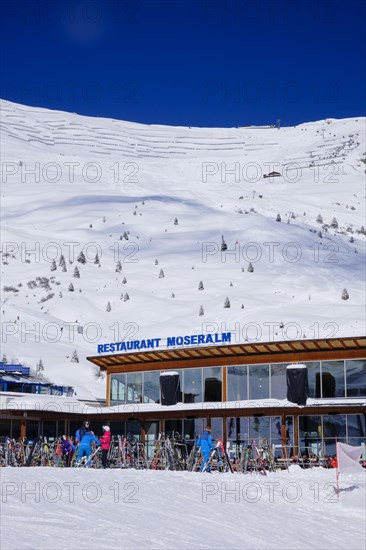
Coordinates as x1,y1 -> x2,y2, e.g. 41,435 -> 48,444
87,336 -> 366,372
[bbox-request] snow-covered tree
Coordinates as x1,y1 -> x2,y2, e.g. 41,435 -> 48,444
50,259 -> 57,272
221,235 -> 227,251
248,262 -> 254,272
115,260 -> 122,273
171,292 -> 175,298
94,253 -> 100,266
2,354 -> 7,364
224,297 -> 231,308
73,266 -> 80,278
341,288 -> 349,300
122,277 -> 127,284
330,217 -> 339,229
123,231 -> 129,240
71,349 -> 79,363
199,305 -> 204,316
155,259 -> 158,265
276,214 -> 281,222
159,268 -> 165,278
106,301 -> 111,312
123,293 -> 130,301
59,254 -> 66,268
198,280 -> 204,290
68,283 -> 74,292
174,217 -> 178,225
77,251 -> 86,264
316,214 -> 323,224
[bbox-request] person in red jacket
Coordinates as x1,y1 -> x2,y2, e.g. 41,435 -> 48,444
99,426 -> 111,468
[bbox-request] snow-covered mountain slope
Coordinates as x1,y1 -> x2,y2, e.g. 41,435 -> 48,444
1,100 -> 365,399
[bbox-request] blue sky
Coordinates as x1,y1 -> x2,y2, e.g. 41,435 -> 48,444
1,0 -> 365,127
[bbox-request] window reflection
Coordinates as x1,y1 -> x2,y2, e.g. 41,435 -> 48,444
127,372 -> 142,403
143,371 -> 160,404
227,366 -> 247,401
183,368 -> 202,403
203,367 -> 222,401
320,361 -> 345,398
346,360 -> 366,397
248,364 -> 269,399
110,373 -> 126,405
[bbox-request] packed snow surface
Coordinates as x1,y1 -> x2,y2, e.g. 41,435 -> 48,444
1,100 -> 365,398
0,467 -> 365,549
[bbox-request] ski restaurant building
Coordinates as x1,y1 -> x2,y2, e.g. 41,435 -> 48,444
86,334 -> 366,458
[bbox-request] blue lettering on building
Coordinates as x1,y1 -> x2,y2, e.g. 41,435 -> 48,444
97,332 -> 231,354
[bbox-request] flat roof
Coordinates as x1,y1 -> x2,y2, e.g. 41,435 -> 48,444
1,392 -> 365,417
87,336 -> 366,372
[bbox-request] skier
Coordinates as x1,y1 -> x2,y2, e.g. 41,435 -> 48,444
75,420 -> 91,443
99,425 -> 111,469
196,426 -> 214,472
77,430 -> 100,467
61,435 -> 75,467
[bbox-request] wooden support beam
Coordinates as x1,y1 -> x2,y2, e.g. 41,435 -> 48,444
293,415 -> 299,455
281,413 -> 287,457
20,416 -> 26,439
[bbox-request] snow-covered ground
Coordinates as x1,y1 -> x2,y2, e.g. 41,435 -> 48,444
1,100 -> 365,399
0,467 -> 365,549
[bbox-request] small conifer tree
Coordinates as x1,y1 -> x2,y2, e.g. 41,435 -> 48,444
341,288 -> 349,300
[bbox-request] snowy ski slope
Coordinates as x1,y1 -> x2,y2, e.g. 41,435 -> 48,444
1,100 -> 365,398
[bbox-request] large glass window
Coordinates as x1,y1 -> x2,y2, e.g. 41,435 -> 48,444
165,419 -> 183,438
127,372 -> 143,404
143,371 -> 160,404
249,415 -> 271,444
347,414 -> 365,439
109,421 -> 126,436
110,373 -> 126,405
0,421 -> 11,437
183,368 -> 202,403
203,367 -> 222,401
26,420 -> 40,441
323,414 -> 346,438
270,364 -> 287,399
126,420 -> 141,442
227,366 -> 247,401
211,417 -> 223,442
320,361 -> 345,398
299,415 -> 322,456
346,360 -> 366,397
145,421 -> 159,460
41,421 -> 57,438
306,362 -> 320,398
248,364 -> 269,400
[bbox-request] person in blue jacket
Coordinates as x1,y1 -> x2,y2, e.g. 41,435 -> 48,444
78,431 -> 100,467
196,426 -> 214,472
